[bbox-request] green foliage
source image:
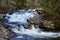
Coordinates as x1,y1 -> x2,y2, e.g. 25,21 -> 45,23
40,0 -> 60,20
13,0 -> 26,9
26,0 -> 34,7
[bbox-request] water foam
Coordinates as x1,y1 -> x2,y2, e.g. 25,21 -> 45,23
11,25 -> 60,38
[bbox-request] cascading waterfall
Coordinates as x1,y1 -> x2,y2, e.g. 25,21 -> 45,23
3,9 -> 60,40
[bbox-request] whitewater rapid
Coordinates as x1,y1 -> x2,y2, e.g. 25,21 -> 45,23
11,25 -> 60,38
4,9 -> 60,39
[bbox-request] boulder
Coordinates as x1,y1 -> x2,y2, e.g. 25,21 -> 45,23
43,20 -> 55,29
27,14 -> 55,30
27,14 -> 43,25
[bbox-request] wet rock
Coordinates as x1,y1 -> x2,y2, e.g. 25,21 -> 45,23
43,20 -> 55,29
27,14 -> 43,25
27,14 -> 44,29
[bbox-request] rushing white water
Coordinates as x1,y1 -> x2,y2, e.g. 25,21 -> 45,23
11,25 -> 60,38
4,9 -> 60,39
5,9 -> 37,24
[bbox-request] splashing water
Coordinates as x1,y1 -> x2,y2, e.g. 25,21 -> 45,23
5,9 -> 37,24
11,25 -> 60,38
4,9 -> 60,39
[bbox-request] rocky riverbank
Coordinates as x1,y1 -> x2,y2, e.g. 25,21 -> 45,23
0,9 -> 60,40
0,18 -> 16,40
0,9 -> 60,31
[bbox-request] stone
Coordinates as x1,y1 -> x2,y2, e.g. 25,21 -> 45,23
0,24 -> 16,39
0,13 -> 5,19
43,20 -> 55,29
27,14 -> 43,25
0,24 -> 9,38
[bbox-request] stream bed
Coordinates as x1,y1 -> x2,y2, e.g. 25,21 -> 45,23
1,9 -> 60,40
